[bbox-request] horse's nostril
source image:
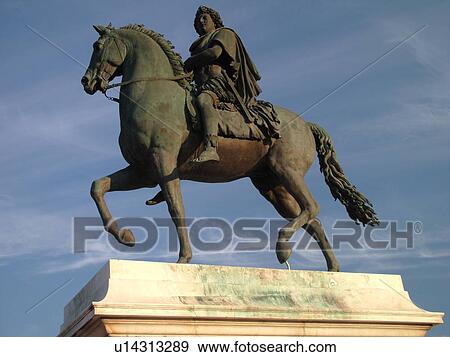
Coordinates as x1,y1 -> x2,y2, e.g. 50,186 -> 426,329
81,76 -> 89,85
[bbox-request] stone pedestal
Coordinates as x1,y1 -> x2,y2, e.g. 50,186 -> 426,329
59,259 -> 443,336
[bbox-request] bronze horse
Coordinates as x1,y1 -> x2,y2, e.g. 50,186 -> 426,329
81,24 -> 378,271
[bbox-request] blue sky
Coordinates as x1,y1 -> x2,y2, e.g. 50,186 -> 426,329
0,0 -> 449,336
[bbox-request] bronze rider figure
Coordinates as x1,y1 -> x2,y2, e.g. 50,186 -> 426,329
184,6 -> 278,162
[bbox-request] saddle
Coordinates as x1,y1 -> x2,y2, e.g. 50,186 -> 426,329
185,90 -> 280,142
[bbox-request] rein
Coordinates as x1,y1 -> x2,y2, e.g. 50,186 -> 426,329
103,73 -> 192,103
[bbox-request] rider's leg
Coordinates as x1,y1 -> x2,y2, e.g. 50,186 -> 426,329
194,92 -> 220,162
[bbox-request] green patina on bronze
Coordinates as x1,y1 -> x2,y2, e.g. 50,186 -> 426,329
81,6 -> 378,271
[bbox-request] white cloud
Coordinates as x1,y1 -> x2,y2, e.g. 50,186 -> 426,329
0,210 -> 70,258
0,77 -> 118,165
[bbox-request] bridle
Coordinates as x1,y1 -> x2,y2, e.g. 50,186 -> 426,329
92,36 -> 123,98
94,34 -> 191,103
103,73 -> 192,103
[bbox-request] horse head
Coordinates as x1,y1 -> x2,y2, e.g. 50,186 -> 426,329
81,24 -> 127,95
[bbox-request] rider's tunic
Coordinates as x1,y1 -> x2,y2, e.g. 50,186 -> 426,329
189,27 -> 280,139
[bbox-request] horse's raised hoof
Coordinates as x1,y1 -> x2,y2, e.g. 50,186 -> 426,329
118,228 -> 135,247
145,191 -> 165,206
279,227 -> 295,242
176,255 -> 192,264
276,240 -> 292,264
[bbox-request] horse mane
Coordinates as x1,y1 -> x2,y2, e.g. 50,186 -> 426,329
120,24 -> 191,90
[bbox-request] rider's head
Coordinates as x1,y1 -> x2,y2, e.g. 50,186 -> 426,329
194,6 -> 224,36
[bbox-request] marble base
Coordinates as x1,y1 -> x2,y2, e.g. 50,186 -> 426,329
59,260 -> 443,336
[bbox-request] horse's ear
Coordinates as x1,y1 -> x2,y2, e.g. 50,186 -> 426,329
93,25 -> 105,35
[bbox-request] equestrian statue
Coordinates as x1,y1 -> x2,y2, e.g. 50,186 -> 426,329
80,6 -> 379,271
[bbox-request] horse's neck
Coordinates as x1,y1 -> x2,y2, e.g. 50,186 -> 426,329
119,30 -> 189,140
122,33 -> 172,81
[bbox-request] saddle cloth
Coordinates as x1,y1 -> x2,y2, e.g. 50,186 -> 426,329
185,90 -> 275,141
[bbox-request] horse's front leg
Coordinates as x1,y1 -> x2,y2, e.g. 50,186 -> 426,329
90,165 -> 151,246
153,150 -> 192,263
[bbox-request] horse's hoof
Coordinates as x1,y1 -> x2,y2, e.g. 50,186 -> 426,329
276,241 -> 292,264
279,227 -> 295,242
118,229 -> 135,247
176,255 -> 192,264
145,191 -> 165,206
328,263 -> 340,272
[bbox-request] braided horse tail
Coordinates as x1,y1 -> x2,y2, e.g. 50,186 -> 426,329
307,122 -> 379,226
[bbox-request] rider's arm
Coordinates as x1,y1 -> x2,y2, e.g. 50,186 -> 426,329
184,44 -> 223,72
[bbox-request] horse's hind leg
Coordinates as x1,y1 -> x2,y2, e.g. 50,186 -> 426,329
304,219 -> 340,271
251,175 -> 300,220
258,153 -> 321,263
91,165 -> 152,246
251,176 -> 339,271
272,175 -> 319,263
